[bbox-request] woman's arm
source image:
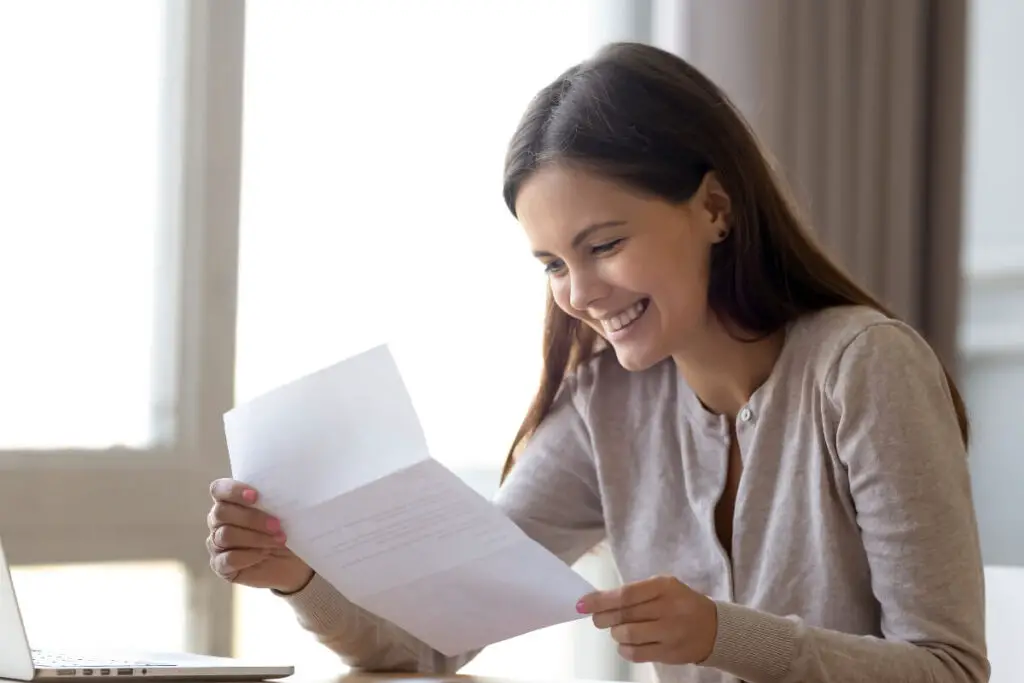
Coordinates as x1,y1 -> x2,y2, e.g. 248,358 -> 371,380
703,321 -> 989,683
277,379 -> 606,673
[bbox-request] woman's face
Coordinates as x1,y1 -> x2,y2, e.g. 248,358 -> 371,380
515,164 -> 730,371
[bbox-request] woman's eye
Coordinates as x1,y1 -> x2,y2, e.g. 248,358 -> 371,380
592,238 -> 624,255
544,259 -> 566,275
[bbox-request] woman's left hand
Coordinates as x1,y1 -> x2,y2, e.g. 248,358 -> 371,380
577,575 -> 719,665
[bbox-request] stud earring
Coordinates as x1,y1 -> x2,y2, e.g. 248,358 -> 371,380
717,229 -> 729,240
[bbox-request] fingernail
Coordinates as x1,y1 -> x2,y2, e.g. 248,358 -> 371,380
576,600 -> 587,614
267,517 -> 280,532
242,489 -> 257,503
274,533 -> 287,544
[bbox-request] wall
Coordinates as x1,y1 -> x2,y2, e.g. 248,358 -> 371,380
961,1 -> 1024,680
961,0 -> 1024,566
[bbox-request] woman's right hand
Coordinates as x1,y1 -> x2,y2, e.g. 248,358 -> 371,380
206,478 -> 314,594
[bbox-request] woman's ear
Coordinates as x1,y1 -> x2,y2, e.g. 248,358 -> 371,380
696,171 -> 732,242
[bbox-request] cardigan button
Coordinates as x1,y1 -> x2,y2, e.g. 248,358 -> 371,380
739,407 -> 753,423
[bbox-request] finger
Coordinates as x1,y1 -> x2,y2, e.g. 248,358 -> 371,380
610,620 -> 662,646
210,478 -> 258,506
618,643 -> 669,664
579,575 -> 672,614
208,501 -> 281,534
592,599 -> 666,628
210,548 -> 267,579
212,524 -> 287,550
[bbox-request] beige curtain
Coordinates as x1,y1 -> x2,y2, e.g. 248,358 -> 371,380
680,0 -> 968,374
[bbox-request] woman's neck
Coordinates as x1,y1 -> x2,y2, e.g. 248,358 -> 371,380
671,318 -> 787,419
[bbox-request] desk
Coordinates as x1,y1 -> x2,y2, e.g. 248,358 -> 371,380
2,669 -> 614,683
286,676 -> 597,683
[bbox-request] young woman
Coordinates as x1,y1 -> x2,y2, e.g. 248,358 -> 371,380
205,43 -> 988,683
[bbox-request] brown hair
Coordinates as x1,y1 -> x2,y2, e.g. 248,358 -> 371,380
500,42 -> 969,483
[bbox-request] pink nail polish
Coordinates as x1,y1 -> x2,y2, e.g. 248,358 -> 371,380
576,600 -> 587,614
242,489 -> 257,503
267,518 -> 280,532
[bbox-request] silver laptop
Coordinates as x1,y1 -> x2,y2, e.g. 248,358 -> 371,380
0,537 -> 294,681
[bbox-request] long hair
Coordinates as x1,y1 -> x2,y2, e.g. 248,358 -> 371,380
500,42 -> 969,483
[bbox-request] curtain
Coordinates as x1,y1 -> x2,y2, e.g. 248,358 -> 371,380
672,0 -> 968,375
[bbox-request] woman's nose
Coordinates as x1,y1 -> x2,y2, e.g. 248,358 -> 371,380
567,267 -> 609,313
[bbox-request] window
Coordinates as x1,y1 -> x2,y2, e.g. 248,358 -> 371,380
0,0 -> 163,449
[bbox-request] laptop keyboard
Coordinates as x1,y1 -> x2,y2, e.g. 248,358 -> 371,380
32,650 -> 174,669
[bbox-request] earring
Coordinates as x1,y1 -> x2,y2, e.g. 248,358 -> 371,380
717,229 -> 728,241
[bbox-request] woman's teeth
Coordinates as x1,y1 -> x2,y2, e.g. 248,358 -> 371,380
603,300 -> 648,333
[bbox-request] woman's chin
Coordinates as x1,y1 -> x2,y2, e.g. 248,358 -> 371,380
610,342 -> 666,372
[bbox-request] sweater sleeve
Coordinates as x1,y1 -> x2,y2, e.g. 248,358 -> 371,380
702,321 -> 990,683
276,377 -> 606,673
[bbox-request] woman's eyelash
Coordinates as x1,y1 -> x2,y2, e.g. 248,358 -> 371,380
543,239 -> 624,275
592,238 -> 624,254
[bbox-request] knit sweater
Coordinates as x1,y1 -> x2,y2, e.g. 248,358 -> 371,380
280,305 -> 989,683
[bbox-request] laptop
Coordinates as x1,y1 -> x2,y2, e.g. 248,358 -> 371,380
0,537 -> 294,681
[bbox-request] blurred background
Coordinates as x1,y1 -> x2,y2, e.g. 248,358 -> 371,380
0,1 -> 1020,681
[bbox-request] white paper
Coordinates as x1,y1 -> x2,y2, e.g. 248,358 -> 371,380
223,344 -> 594,656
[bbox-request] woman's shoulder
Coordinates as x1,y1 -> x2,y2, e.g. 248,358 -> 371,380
792,304 -> 897,346
789,304 -> 947,396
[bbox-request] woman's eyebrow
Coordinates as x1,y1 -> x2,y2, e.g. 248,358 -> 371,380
532,220 -> 627,257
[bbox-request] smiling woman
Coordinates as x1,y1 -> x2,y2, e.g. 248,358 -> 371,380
222,37 -> 989,683
494,42 -> 985,683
